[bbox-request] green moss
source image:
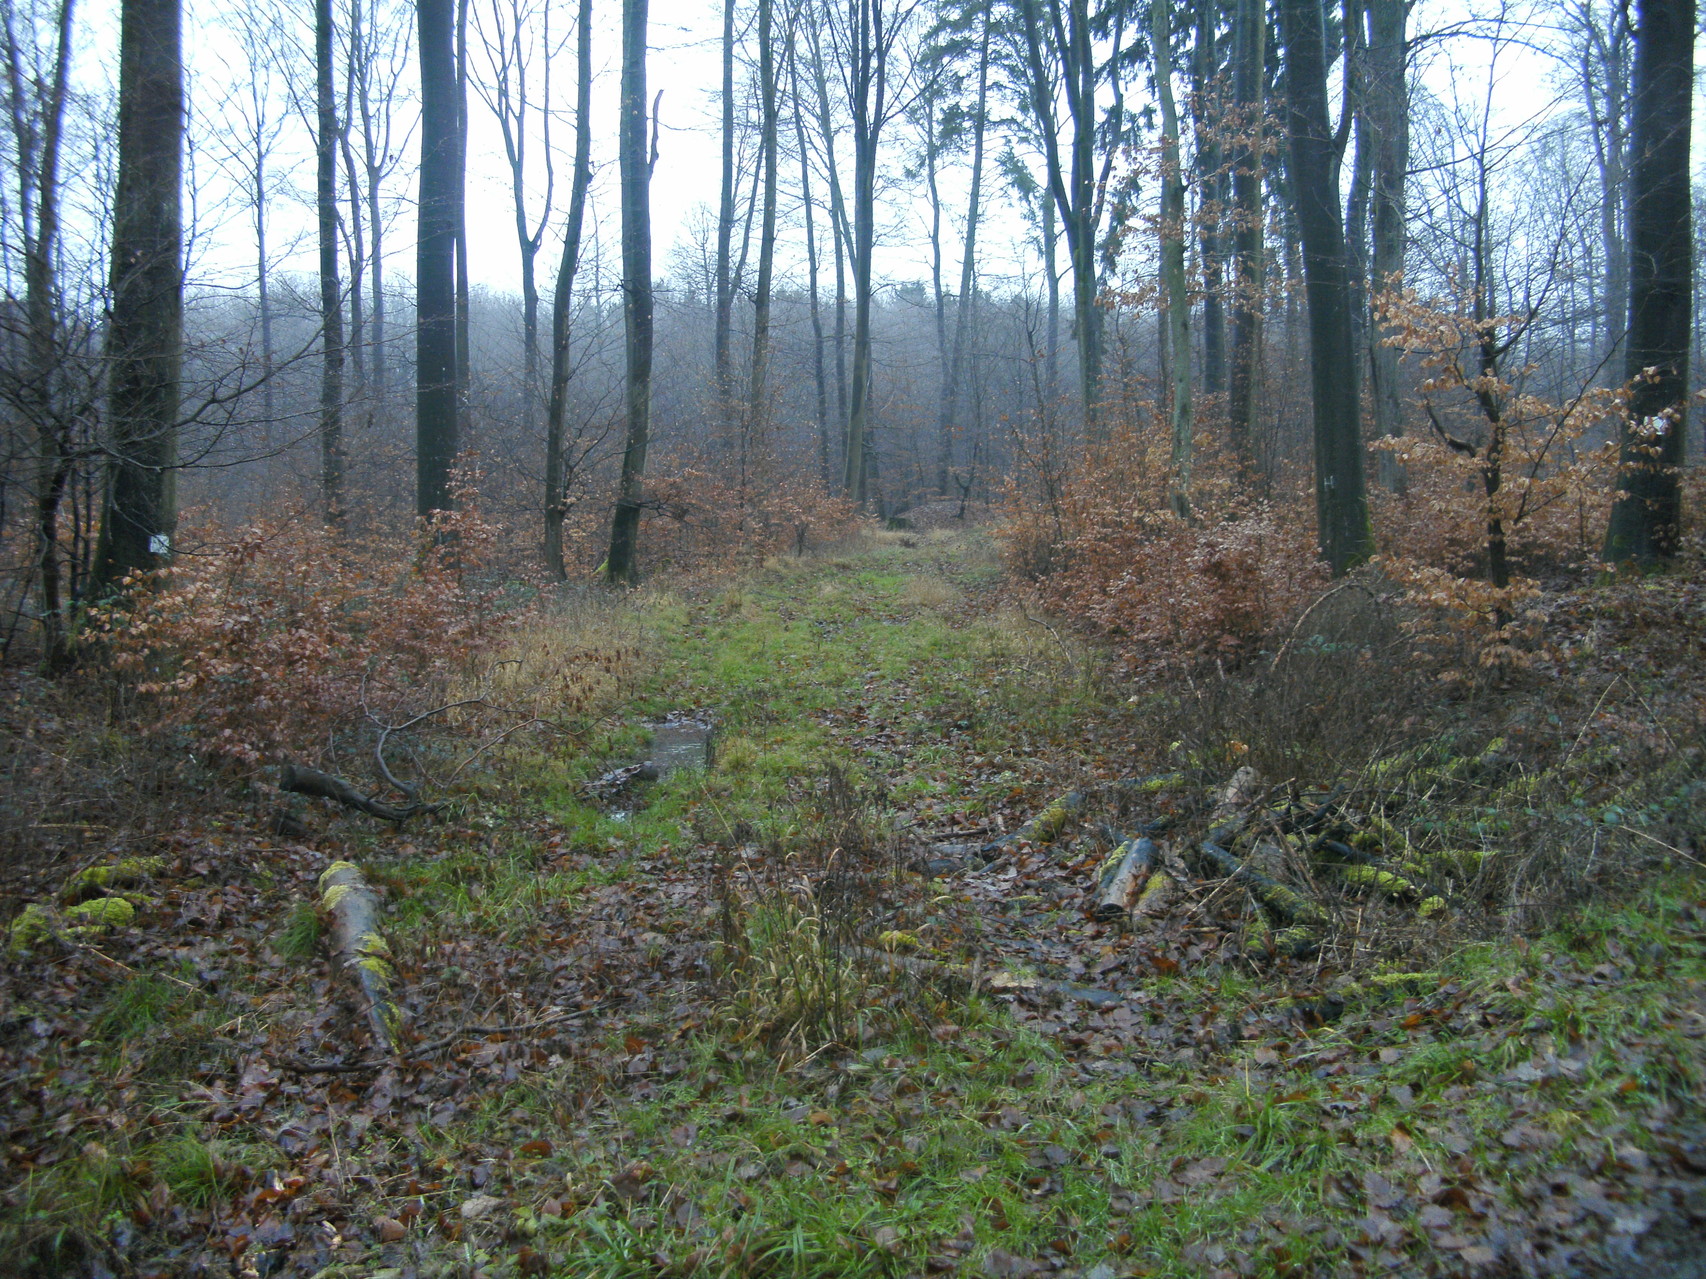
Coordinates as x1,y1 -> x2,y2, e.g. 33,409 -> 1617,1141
318,860 -> 360,890
7,903 -> 58,956
62,856 -> 165,903
64,897 -> 134,928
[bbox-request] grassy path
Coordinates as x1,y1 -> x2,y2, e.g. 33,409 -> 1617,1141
3,529 -> 1702,1279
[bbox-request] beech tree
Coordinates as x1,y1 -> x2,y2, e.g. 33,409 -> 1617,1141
94,0 -> 183,590
604,0 -> 652,582
416,0 -> 460,517
1276,0 -> 1372,575
542,0 -> 592,579
315,0 -> 345,521
1603,0 -> 1693,565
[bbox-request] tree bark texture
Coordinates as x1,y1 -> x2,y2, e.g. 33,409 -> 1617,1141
416,0 -> 461,517
1604,0 -> 1693,565
1277,0 -> 1373,576
95,0 -> 182,592
316,0 -> 346,523
605,0 -> 652,582
1226,0 -> 1265,474
544,0 -> 593,579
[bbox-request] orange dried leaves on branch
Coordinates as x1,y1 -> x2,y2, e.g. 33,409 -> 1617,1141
97,504 -> 516,765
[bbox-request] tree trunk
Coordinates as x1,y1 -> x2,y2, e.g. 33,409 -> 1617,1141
748,0 -> 779,466
16,0 -> 75,664
94,0 -> 182,592
1019,0 -> 1102,437
1277,0 -> 1372,575
713,0 -> 736,432
543,0 -> 592,579
605,0 -> 652,582
1192,0 -> 1226,397
937,11 -> 990,503
1365,0 -> 1407,487
1153,0 -> 1193,519
1604,0 -> 1693,565
788,17 -> 832,491
316,0 -> 346,524
454,0 -> 471,415
842,0 -> 892,505
1226,0 -> 1265,475
1341,0 -> 1370,416
416,0 -> 461,517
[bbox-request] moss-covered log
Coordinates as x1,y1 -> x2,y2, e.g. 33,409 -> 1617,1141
1134,869 -> 1177,916
61,856 -> 165,904
318,861 -> 403,1054
980,791 -> 1087,857
1094,837 -> 1158,921
1196,841 -> 1328,926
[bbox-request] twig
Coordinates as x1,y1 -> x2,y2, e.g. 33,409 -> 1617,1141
1269,579 -> 1379,672
276,1003 -> 611,1074
1016,601 -> 1081,681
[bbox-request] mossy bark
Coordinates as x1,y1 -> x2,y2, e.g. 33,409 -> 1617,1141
318,861 -> 403,1054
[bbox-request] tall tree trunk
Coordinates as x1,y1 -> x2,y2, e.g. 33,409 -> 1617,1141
747,0 -> 779,464
937,10 -> 990,501
1153,0 -> 1192,518
1277,0 -> 1372,575
788,17 -> 831,490
713,0 -> 736,430
842,0 -> 890,504
1341,0 -> 1370,414
1604,0 -> 1693,565
16,0 -> 75,663
453,0 -> 471,412
605,0 -> 652,581
316,0 -> 345,523
803,17 -> 851,437
417,0 -> 461,517
250,84 -> 276,433
95,0 -> 182,591
544,0 -> 592,578
1365,0 -> 1407,487
1192,0 -> 1226,397
1226,0 -> 1265,474
925,102 -> 949,494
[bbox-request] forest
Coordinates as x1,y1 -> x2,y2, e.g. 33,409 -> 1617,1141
0,0 -> 1702,1274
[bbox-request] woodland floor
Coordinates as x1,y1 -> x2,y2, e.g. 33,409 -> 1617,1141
1,526 -> 1704,1279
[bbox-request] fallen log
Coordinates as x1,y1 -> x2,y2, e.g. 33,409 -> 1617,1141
318,861 -> 403,1054
282,765 -> 434,822
1093,837 -> 1158,922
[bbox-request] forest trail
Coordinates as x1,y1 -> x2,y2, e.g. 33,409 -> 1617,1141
2,526 -> 1703,1279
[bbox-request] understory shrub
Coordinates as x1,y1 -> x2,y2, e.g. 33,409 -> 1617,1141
94,504 -> 519,765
